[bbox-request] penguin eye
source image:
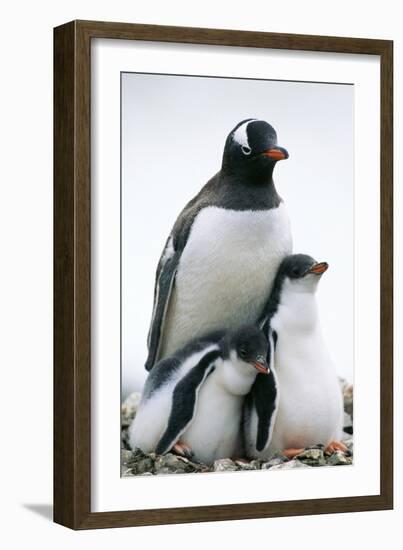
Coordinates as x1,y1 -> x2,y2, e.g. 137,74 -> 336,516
241,145 -> 251,156
239,348 -> 247,359
292,268 -> 300,277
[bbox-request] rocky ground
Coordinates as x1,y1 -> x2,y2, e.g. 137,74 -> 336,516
121,379 -> 353,476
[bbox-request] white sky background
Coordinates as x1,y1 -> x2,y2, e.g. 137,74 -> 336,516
121,72 -> 354,397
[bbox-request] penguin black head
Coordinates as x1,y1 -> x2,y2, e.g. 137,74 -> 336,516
224,325 -> 270,375
222,119 -> 289,178
280,254 -> 329,280
276,254 -> 329,296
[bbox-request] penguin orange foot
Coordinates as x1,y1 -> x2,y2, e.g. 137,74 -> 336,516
324,441 -> 348,455
282,448 -> 305,459
172,441 -> 194,459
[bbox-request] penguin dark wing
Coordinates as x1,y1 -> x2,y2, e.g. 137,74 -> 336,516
142,356 -> 182,401
246,370 -> 279,452
145,236 -> 180,371
145,174 -> 220,371
155,349 -> 220,455
171,172 -> 220,248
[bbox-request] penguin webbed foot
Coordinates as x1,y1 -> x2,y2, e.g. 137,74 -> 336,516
172,440 -> 194,460
324,440 -> 348,456
281,448 -> 305,460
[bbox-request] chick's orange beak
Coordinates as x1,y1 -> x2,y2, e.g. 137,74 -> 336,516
309,262 -> 329,275
252,360 -> 270,374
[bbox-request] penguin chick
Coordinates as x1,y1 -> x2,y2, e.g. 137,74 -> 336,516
245,254 -> 346,460
145,119 -> 291,370
129,325 -> 270,465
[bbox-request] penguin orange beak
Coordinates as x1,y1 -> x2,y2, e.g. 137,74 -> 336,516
251,358 -> 270,374
262,147 -> 289,161
309,262 -> 329,275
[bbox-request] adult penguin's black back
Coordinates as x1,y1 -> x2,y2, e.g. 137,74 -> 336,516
145,119 -> 293,371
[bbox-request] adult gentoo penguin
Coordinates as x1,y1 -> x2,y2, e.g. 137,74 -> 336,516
130,325 -> 271,465
145,119 -> 291,371
244,254 -> 347,460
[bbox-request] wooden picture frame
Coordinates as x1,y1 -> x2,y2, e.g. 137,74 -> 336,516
54,20 -> 393,530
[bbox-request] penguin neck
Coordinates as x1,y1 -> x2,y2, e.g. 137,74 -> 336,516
221,161 -> 276,187
218,168 -> 281,210
273,282 -> 320,334
216,353 -> 257,396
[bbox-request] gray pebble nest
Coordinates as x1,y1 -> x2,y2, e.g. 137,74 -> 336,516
121,379 -> 353,476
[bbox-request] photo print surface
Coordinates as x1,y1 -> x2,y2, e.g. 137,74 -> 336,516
121,72 -> 354,476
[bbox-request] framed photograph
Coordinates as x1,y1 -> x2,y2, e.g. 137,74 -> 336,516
54,20 -> 393,529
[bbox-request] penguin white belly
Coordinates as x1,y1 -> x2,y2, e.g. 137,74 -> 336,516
162,204 -> 292,357
182,372 -> 243,464
268,334 -> 343,455
129,384 -> 175,453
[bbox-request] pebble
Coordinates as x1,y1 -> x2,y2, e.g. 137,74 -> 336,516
234,459 -> 262,470
261,457 -> 287,469
295,448 -> 327,467
343,438 -> 354,452
343,386 -> 354,419
269,459 -> 312,470
213,458 -> 237,472
121,392 -> 141,427
121,449 -> 134,465
154,453 -> 193,474
327,451 -> 352,466
133,457 -> 155,475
